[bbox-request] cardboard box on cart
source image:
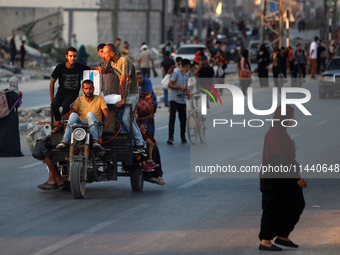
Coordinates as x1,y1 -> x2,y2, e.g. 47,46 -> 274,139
83,70 -> 102,95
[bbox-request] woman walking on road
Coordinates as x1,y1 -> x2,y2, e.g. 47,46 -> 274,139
257,44 -> 270,88
0,76 -> 23,157
259,105 -> 307,251
239,49 -> 252,95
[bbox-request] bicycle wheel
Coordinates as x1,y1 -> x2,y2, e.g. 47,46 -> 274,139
198,115 -> 206,143
187,111 -> 198,144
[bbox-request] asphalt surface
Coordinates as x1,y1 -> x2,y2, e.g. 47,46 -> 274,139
0,76 -> 340,254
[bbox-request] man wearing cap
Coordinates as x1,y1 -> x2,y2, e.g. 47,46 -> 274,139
138,44 -> 154,78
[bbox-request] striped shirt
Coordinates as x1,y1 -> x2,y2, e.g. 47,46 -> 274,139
110,55 -> 139,95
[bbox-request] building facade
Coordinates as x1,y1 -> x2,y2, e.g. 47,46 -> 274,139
0,0 -> 175,50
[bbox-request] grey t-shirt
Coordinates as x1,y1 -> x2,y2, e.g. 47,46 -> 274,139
294,50 -> 306,64
168,69 -> 188,104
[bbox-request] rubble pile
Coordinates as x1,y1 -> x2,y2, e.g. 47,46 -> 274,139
19,107 -> 51,135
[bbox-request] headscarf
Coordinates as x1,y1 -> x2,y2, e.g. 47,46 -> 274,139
77,45 -> 89,65
8,76 -> 19,93
262,105 -> 296,165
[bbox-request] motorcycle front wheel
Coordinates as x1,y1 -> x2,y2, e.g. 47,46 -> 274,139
70,160 -> 86,199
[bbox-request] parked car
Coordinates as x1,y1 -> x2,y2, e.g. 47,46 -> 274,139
319,56 -> 340,98
174,44 -> 210,62
248,40 -> 274,63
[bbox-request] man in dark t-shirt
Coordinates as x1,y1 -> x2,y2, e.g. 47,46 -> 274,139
161,51 -> 175,76
161,51 -> 175,107
194,55 -> 215,108
50,47 -> 90,124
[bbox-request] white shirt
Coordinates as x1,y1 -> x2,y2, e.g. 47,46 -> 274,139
310,41 -> 317,59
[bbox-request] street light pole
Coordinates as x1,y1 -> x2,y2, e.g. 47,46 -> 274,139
198,0 -> 203,41
185,0 -> 189,38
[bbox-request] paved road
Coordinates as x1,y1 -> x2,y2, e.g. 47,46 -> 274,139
0,78 -> 339,254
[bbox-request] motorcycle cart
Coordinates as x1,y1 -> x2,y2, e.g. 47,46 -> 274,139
50,104 -> 144,199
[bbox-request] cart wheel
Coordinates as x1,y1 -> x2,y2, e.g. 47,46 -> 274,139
70,161 -> 86,199
129,163 -> 143,191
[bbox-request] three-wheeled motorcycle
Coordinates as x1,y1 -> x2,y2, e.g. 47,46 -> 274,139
50,104 -> 143,199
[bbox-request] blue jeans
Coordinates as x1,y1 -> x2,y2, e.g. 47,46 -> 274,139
62,112 -> 102,144
122,94 -> 144,146
141,68 -> 151,78
163,89 -> 168,106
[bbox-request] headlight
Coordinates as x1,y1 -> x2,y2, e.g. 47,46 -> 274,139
73,128 -> 86,141
321,76 -> 334,82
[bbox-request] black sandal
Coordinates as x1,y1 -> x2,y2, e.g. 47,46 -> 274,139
37,182 -> 57,191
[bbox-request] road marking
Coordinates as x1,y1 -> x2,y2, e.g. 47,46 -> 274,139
240,152 -> 261,161
19,162 -> 43,169
156,125 -> 168,130
179,177 -> 206,188
317,120 -> 330,126
32,203 -> 150,255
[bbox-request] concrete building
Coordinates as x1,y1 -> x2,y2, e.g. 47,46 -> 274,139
0,0 -> 175,51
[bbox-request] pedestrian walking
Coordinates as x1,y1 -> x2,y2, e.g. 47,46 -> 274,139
9,33 -> 16,66
161,51 -> 175,107
115,38 -> 121,54
167,59 -> 191,145
257,44 -> 270,87
138,44 -> 154,78
328,40 -> 336,62
239,49 -> 252,96
20,40 -> 26,69
76,45 -> 89,66
292,44 -> 307,81
309,37 -> 318,78
0,77 -> 23,157
258,105 -> 307,251
71,34 -> 77,48
120,41 -> 130,57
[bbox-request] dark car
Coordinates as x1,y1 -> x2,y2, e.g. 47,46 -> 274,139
319,57 -> 340,98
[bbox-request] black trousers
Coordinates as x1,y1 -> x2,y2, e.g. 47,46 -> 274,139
259,178 -> 305,240
168,101 -> 187,140
51,92 -> 78,121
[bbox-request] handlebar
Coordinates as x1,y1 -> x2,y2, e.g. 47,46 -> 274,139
60,120 -> 104,129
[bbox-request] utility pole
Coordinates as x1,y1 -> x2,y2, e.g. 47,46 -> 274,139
260,0 -> 286,48
197,0 -> 203,41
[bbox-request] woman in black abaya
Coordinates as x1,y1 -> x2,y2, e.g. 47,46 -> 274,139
0,76 -> 23,157
259,105 -> 307,251
257,44 -> 270,88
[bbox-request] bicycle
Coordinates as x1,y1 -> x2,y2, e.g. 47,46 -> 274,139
187,92 -> 206,144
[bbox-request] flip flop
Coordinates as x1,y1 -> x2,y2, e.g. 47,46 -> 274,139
37,182 -> 57,191
57,182 -> 66,190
